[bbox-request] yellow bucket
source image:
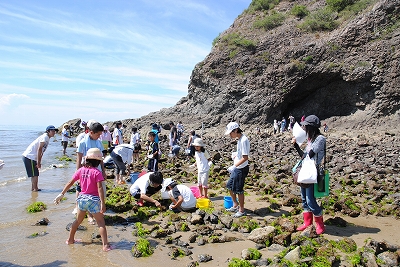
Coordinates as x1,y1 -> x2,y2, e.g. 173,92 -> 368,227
196,198 -> 211,208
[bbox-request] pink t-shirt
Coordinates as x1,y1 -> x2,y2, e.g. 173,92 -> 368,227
72,167 -> 104,196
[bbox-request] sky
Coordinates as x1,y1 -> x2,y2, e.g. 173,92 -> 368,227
0,0 -> 251,127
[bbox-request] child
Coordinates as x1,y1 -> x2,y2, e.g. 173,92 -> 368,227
112,121 -> 123,146
130,127 -> 141,163
129,171 -> 163,207
193,138 -> 212,198
162,179 -> 196,212
147,131 -> 159,172
99,125 -> 112,156
54,148 -> 111,252
225,122 -> 250,218
76,121 -> 106,223
110,144 -> 135,184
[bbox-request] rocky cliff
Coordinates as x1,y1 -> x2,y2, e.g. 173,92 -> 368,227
135,0 -> 400,132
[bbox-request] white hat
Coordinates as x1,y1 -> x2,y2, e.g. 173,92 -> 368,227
225,122 -> 239,135
85,148 -> 103,160
193,138 -> 205,147
161,178 -> 175,192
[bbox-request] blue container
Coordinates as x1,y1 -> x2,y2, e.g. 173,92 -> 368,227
224,196 -> 233,209
130,172 -> 140,184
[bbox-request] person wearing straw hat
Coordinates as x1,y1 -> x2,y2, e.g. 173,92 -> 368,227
193,138 -> 212,198
224,122 -> 250,218
54,148 -> 112,252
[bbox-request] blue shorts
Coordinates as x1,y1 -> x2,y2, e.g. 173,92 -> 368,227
226,165 -> 249,194
77,194 -> 101,214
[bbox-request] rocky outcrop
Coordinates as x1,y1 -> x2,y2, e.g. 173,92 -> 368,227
132,0 -> 400,131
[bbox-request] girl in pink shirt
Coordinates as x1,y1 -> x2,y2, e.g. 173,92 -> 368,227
54,148 -> 111,252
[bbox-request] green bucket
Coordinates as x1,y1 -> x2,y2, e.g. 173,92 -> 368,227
314,170 -> 330,198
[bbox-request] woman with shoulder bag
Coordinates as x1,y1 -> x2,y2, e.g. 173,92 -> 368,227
291,115 -> 326,234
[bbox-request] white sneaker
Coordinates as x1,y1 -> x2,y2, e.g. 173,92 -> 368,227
72,207 -> 77,215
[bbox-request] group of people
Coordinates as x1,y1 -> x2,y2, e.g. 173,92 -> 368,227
22,114 -> 327,252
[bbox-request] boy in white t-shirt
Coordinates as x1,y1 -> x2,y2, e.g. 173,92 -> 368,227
22,125 -> 58,191
162,179 -> 196,212
129,171 -> 163,207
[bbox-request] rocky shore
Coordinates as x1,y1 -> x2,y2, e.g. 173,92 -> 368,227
59,116 -> 400,267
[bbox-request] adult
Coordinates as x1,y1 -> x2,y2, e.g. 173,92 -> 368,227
112,121 -> 123,146
273,120 -> 279,134
110,144 -> 135,184
22,125 -> 58,191
281,117 -> 286,133
99,125 -> 112,154
61,123 -> 70,155
224,122 -> 250,218
291,115 -> 326,235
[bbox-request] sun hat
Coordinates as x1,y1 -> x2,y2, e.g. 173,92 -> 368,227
63,123 -> 69,128
46,125 -> 58,132
300,115 -> 321,128
193,138 -> 205,147
104,125 -> 109,131
87,119 -> 97,129
225,122 -> 239,135
85,148 -> 103,160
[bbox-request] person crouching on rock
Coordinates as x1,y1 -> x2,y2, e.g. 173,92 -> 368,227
162,178 -> 197,213
53,148 -> 112,252
291,115 -> 326,235
129,171 -> 163,207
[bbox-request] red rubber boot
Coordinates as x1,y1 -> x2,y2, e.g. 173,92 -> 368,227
296,211 -> 313,231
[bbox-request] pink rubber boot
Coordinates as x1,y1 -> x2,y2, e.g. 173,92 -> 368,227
296,211 -> 313,231
314,215 -> 326,234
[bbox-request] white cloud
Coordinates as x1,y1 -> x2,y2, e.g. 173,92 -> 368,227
0,93 -> 29,110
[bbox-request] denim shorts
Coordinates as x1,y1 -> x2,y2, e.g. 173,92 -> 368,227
77,194 -> 101,214
226,165 -> 249,194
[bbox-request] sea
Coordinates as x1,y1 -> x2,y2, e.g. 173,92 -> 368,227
0,125 -> 172,267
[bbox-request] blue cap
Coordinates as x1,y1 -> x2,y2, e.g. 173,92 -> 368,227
46,125 -> 58,131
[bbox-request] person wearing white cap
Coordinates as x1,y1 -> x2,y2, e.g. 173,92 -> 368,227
22,125 -> 58,191
162,179 -> 196,212
224,122 -> 250,218
193,138 -> 212,198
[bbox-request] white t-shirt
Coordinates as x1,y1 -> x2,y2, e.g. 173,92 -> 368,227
169,184 -> 196,210
195,149 -> 211,173
113,128 -> 123,144
61,128 -> 69,142
130,132 -> 140,144
113,144 -> 134,163
22,133 -> 50,161
75,132 -> 86,148
129,172 -> 153,195
234,134 -> 250,169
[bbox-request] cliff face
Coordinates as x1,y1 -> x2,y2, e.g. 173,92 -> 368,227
150,0 -> 399,130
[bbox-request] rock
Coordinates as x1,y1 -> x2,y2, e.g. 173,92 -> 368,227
190,214 -> 203,225
376,251 -> 399,267
34,218 -> 49,226
284,246 -> 300,262
198,254 -> 213,263
247,226 -> 276,244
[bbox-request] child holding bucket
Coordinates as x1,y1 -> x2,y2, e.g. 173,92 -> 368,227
193,138 -> 212,198
225,122 -> 250,218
